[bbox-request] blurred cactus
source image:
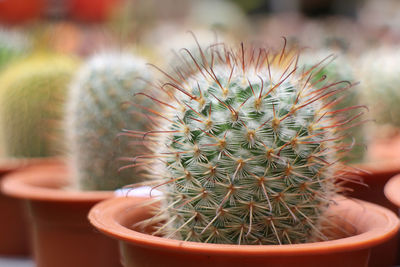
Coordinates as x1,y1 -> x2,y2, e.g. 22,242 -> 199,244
153,29 -> 232,69
358,47 -> 400,137
0,28 -> 30,71
0,54 -> 77,158
67,53 -> 152,191
137,43 -> 358,245
299,50 -> 365,163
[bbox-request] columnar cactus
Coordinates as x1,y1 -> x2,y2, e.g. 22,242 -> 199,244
0,54 -> 77,158
136,43 -> 358,245
67,53 -> 152,191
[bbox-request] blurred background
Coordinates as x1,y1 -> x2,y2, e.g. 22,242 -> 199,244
0,0 -> 396,56
0,0 -> 400,265
0,0 -> 399,158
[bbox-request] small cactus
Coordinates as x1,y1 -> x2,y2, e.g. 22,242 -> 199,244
299,50 -> 365,163
358,47 -> 400,130
0,54 -> 77,158
67,53 -> 152,191
134,43 -> 359,245
0,28 -> 30,71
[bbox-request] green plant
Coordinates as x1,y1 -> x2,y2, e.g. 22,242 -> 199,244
0,28 -> 29,71
136,43 -> 360,245
67,53 -> 152,191
0,54 -> 77,158
299,50 -> 365,163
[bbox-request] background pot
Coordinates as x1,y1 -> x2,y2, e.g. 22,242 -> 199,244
1,161 -> 122,267
0,158 -> 61,256
68,0 -> 121,22
385,174 -> 400,208
89,196 -> 400,267
0,159 -> 31,256
0,0 -> 44,24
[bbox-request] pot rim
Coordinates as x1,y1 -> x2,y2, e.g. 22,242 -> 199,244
89,196 -> 400,256
384,174 -> 400,207
352,157 -> 400,176
1,161 -> 113,203
0,157 -> 62,175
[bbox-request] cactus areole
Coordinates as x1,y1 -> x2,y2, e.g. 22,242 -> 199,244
136,42 -> 359,245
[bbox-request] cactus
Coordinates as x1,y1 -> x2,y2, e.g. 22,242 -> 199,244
0,28 -> 30,71
147,28 -> 232,71
135,43 -> 358,245
299,50 -> 365,163
358,47 -> 400,130
67,53 -> 152,191
0,54 -> 77,158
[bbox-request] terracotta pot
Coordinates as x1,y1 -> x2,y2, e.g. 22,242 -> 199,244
89,196 -> 399,267
0,158 -> 60,256
385,174 -> 400,265
1,161 -> 122,267
348,159 -> 400,212
385,174 -> 400,209
341,159 -> 400,267
68,0 -> 121,22
0,0 -> 44,24
0,159 -> 31,256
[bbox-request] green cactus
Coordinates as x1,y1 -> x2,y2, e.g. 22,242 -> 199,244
137,44 -> 357,245
0,54 -> 77,158
0,28 -> 30,71
67,53 -> 152,191
299,50 -> 365,163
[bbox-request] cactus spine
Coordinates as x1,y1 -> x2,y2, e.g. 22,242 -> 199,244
67,53 -> 152,191
0,54 -> 77,158
299,51 -> 365,163
137,43 -> 357,245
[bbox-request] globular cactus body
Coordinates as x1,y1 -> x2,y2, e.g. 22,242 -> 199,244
140,44 -> 355,245
67,53 -> 152,191
0,54 -> 77,158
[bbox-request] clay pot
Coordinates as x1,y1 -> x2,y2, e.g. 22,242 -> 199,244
0,159 -> 31,256
0,0 -> 44,24
385,174 -> 400,209
1,161 -> 122,267
89,196 -> 399,267
68,0 -> 121,22
0,158 -> 61,256
348,159 -> 400,212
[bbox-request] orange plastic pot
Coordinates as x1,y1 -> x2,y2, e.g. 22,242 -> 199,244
0,159 -> 31,256
89,196 -> 400,267
1,161 -> 122,267
0,0 -> 44,24
385,174 -> 400,209
0,158 -> 61,256
348,136 -> 400,211
385,174 -> 400,265
68,0 -> 121,22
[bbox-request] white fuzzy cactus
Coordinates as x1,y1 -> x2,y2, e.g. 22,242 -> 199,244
131,43 -> 359,245
67,52 -> 152,191
358,47 -> 400,128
